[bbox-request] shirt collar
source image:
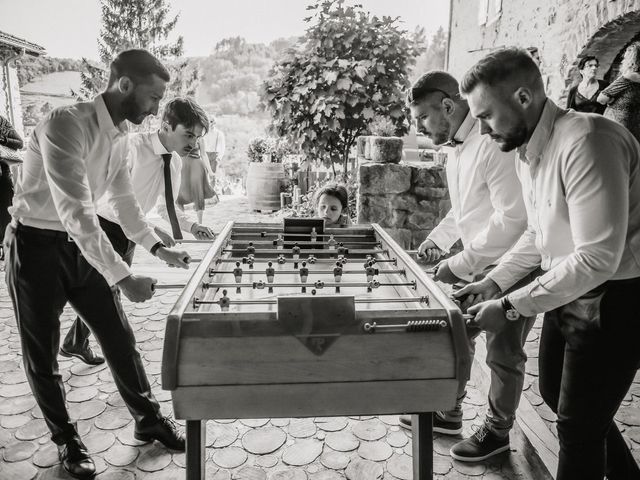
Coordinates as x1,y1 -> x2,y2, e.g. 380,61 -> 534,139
94,94 -> 128,136
444,111 -> 476,147
516,98 -> 561,164
151,131 -> 170,156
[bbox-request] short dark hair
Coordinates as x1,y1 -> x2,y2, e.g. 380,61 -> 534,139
407,70 -> 461,106
107,49 -> 170,87
162,97 -> 209,134
577,55 -> 598,70
460,47 -> 542,95
315,183 -> 349,210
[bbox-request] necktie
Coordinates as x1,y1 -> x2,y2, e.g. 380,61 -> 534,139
162,153 -> 183,240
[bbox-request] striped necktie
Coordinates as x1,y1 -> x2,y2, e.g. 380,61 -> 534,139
162,153 -> 183,240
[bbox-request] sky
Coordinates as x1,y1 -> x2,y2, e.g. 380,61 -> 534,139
0,0 -> 449,60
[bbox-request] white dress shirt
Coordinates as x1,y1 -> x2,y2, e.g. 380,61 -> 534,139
427,112 -> 527,281
10,95 -> 160,286
97,131 -> 196,234
203,127 -> 225,160
488,99 -> 640,316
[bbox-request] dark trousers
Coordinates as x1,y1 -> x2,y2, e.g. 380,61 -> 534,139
63,217 -> 136,351
5,222 -> 159,445
539,277 -> 640,480
0,164 -> 13,255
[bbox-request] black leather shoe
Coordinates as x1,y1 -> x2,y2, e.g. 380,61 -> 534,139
58,437 -> 96,479
134,416 -> 185,451
60,345 -> 105,365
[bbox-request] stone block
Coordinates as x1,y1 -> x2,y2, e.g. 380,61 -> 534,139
359,163 -> 411,195
412,164 -> 447,188
412,229 -> 431,249
357,194 -> 390,224
369,137 -> 404,164
387,209 -> 409,228
390,193 -> 418,212
382,227 -> 413,249
414,186 -> 449,200
356,136 -> 371,159
406,210 -> 438,231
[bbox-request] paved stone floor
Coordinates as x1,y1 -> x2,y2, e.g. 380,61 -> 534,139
1,195 -> 639,479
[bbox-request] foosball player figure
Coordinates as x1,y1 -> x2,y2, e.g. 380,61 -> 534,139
219,289 -> 231,312
299,262 -> 309,293
327,234 -> 337,250
233,262 -> 243,293
292,243 -> 301,260
337,243 -> 348,256
310,227 -> 318,243
365,262 -> 378,282
266,262 -> 275,292
275,234 -> 284,250
333,261 -> 343,293
247,242 -> 256,256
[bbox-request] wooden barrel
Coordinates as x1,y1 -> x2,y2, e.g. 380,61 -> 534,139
245,162 -> 285,212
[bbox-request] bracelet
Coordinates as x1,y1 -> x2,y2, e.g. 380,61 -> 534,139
150,241 -> 166,256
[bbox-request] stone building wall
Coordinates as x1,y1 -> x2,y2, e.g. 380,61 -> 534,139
447,0 -> 640,104
357,159 -> 451,249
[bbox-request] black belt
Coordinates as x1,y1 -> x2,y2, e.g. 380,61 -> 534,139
16,222 -> 74,242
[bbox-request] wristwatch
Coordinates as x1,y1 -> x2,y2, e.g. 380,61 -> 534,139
150,241 -> 166,256
501,295 -> 521,321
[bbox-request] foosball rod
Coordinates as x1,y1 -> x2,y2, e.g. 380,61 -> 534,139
232,230 -> 373,239
203,280 -> 417,289
223,248 -> 387,255
208,268 -> 406,275
176,239 -> 215,244
229,239 -> 381,247
193,296 -> 430,306
215,257 -> 398,265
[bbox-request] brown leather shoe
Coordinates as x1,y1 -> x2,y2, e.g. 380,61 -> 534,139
134,416 -> 185,451
58,437 -> 96,479
60,345 -> 105,366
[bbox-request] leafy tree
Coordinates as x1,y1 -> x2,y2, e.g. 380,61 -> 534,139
261,0 -> 422,177
78,0 -> 190,100
411,26 -> 447,82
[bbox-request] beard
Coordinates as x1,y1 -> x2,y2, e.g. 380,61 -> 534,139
491,120 -> 528,152
430,116 -> 452,146
121,92 -> 148,125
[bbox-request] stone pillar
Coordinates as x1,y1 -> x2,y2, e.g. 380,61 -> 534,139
356,143 -> 451,249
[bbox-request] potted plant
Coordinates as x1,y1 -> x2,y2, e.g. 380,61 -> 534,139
245,136 -> 288,212
367,116 -> 404,164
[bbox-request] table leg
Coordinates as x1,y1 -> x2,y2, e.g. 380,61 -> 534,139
186,420 -> 205,480
411,412 -> 433,480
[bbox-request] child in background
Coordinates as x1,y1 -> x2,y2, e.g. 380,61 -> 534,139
315,183 -> 351,227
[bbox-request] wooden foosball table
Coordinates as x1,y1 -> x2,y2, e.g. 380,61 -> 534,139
161,221 -> 471,479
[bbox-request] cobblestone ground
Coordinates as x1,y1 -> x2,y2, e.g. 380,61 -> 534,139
1,195 -> 637,479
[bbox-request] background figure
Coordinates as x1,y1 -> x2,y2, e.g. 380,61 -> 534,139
314,183 -> 351,227
0,115 -> 24,260
566,56 -> 608,114
203,114 -> 225,173
177,137 -> 215,224
598,42 -> 640,143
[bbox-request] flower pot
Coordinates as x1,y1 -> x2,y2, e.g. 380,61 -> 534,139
370,136 -> 404,164
246,162 -> 285,212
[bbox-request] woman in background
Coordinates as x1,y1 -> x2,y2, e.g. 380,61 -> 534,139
598,42 -> 640,143
566,56 -> 608,114
177,137 -> 216,224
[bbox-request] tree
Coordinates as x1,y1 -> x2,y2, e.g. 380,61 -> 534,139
261,0 -> 422,177
78,0 -> 189,100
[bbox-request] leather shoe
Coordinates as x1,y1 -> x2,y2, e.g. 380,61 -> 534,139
58,437 -> 95,479
60,345 -> 105,365
134,416 -> 185,451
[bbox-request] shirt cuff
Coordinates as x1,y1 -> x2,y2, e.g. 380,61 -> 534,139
426,234 -> 453,253
103,261 -> 132,287
447,253 -> 475,283
486,268 -> 517,293
139,230 -> 163,253
508,286 -> 540,317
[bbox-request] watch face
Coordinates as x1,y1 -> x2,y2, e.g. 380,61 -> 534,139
505,309 -> 520,321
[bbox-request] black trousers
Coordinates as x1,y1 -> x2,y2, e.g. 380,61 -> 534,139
0,164 -> 13,252
5,222 -> 160,445
539,277 -> 640,480
62,217 -> 136,351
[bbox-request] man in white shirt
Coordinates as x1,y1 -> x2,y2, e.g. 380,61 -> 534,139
457,48 -> 640,479
5,49 -> 190,479
203,114 -> 225,173
399,71 -> 532,463
60,97 -> 215,366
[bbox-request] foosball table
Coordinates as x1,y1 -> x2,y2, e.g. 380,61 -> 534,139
161,221 -> 471,480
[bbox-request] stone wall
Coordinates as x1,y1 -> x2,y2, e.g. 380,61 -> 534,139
447,0 -> 640,104
357,159 -> 451,249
